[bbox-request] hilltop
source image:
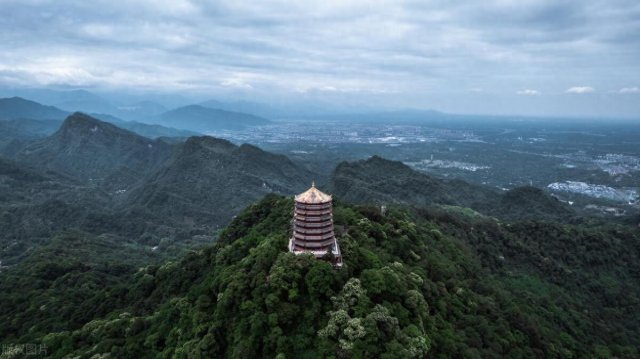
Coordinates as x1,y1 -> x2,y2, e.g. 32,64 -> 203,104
1,195 -> 638,358
16,113 -> 174,187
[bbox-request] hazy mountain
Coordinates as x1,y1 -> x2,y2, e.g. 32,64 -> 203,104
328,155 -> 573,220
0,97 -> 196,141
0,97 -> 67,121
158,105 -> 270,133
128,136 -> 313,226
49,89 -> 117,114
116,100 -> 168,120
16,113 -> 173,186
90,113 -> 199,139
200,99 -> 279,118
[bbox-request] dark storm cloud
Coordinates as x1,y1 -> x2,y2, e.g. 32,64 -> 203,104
0,0 -> 638,116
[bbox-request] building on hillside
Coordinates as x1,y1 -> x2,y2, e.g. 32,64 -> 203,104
288,182 -> 343,267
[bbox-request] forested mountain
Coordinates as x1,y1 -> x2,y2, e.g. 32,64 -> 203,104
0,118 -> 62,155
1,195 -> 637,358
0,97 -> 67,121
328,156 -> 573,221
158,105 -> 271,132
16,113 -> 174,186
0,114 -> 316,266
128,136 -> 313,226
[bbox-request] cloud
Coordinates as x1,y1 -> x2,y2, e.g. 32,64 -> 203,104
0,0 -> 638,116
565,86 -> 595,94
221,78 -> 253,89
516,89 -> 540,95
619,87 -> 639,94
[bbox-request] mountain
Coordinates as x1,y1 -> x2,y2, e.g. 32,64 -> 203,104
0,118 -> 62,156
497,186 -> 573,220
0,97 -> 198,142
0,89 -> 117,114
1,114 -> 316,264
1,195 -> 638,357
49,89 -> 117,114
0,155 -> 118,264
158,105 -> 270,133
0,156 -> 73,203
128,136 -> 313,226
16,113 -> 173,186
116,100 -> 168,120
328,155 -> 497,207
328,156 -> 573,221
0,97 -> 67,121
117,121 -> 198,139
200,99 -> 280,118
90,113 -> 199,139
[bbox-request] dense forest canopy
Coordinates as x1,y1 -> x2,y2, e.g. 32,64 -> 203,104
1,195 -> 638,358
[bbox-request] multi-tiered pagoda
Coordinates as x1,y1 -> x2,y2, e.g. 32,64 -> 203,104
288,182 -> 343,267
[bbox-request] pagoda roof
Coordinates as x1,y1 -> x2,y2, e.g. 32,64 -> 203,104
295,182 -> 332,204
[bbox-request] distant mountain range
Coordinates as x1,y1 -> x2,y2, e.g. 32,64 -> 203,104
0,97 -> 68,121
200,99 -> 279,118
0,96 -> 273,137
157,104 -> 271,132
89,113 -> 197,139
0,97 -> 197,139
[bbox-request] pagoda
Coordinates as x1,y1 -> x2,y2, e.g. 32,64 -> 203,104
288,182 -> 343,267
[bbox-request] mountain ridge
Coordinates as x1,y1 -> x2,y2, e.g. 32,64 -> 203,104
0,96 -> 68,121
158,104 -> 271,132
127,134 -> 314,227
328,155 -> 573,221
16,113 -> 174,186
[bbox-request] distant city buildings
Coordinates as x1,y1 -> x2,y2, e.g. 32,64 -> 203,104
547,181 -> 639,203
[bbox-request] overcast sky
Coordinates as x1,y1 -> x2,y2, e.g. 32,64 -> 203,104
1,0 -> 639,117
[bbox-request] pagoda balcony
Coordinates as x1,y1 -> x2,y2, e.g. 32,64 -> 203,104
293,239 -> 336,249
294,221 -> 334,229
294,214 -> 333,222
295,202 -> 332,210
293,232 -> 335,241
294,209 -> 333,216
294,226 -> 334,235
